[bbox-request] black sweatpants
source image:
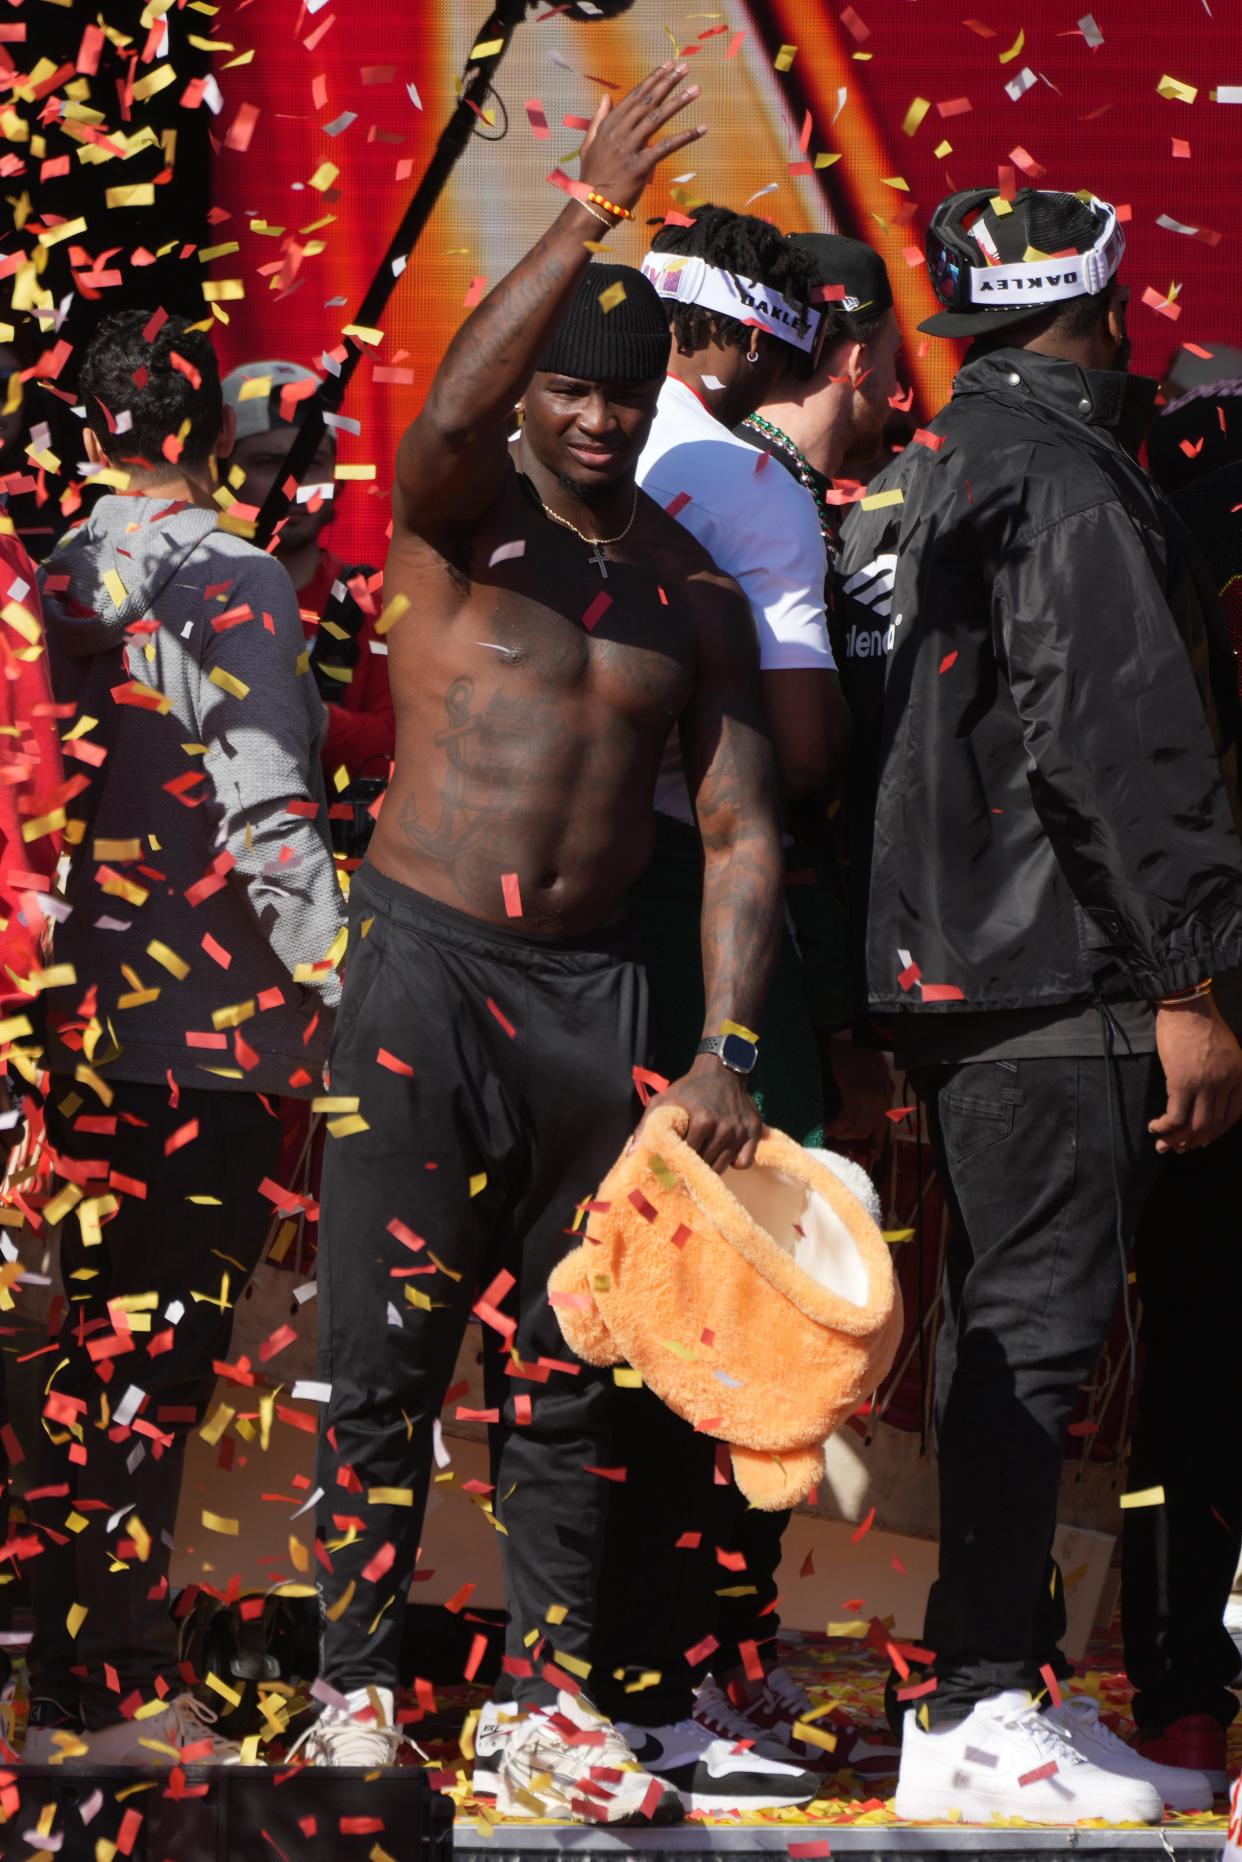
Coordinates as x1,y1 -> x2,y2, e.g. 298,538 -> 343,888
911,1052 -> 1163,1726
29,1079 -> 280,1727
315,866 -> 649,1708
1123,1120 -> 1242,1732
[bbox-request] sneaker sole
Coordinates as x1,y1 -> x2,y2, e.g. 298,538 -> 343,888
471,1765 -> 499,1797
894,1784 -> 1161,1826
680,1787 -> 821,1814
494,1780 -> 684,1825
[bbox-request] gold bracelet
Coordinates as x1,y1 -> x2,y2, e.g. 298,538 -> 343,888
579,200 -> 615,231
1156,976 -> 1214,1007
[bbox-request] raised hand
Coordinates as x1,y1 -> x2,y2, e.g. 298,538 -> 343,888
578,62 -> 706,215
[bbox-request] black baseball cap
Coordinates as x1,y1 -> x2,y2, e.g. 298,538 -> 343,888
919,187 -> 1125,339
787,232 -> 894,325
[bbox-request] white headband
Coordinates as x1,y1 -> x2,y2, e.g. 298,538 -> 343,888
968,198 -> 1125,307
640,251 -> 823,355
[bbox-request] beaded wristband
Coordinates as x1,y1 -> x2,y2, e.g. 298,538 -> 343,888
587,190 -> 635,222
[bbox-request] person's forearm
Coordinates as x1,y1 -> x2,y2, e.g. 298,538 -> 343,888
416,201 -> 601,442
697,824 -> 784,1043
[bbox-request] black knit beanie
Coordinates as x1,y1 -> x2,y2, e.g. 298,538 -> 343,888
536,263 -> 670,382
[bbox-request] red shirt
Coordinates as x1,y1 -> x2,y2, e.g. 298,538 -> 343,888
298,549 -> 394,781
0,533 -> 62,1001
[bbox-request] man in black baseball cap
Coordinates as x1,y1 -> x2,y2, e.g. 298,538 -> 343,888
833,186 -> 1242,1822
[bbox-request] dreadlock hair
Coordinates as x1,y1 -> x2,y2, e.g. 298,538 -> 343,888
80,309 -> 223,476
651,205 -> 819,377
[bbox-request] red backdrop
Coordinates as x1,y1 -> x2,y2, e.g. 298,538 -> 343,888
208,0 -> 1242,567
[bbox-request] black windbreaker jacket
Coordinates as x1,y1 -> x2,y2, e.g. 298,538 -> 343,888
834,346 -> 1242,1017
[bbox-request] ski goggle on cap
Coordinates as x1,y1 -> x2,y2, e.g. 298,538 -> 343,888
919,188 -> 1125,339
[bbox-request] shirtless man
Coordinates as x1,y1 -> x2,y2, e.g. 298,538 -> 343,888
304,67 -> 787,1822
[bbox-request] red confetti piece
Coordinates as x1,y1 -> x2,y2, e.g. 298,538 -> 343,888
675,1531 -> 702,1549
839,6 -> 869,40
669,1223 -> 692,1249
684,1633 -> 719,1665
501,872 -> 523,917
376,1047 -> 414,1076
628,1188 -> 657,1222
464,1634 -> 488,1681
463,276 -> 488,310
632,1064 -> 669,1106
886,1105 -> 916,1122
664,491 -> 692,518
850,1505 -> 877,1543
1019,1760 -> 1059,1786
921,982 -> 966,1002
486,996 -> 516,1039
163,1118 -> 199,1156
725,28 -> 745,56
524,99 -> 550,140
939,650 -> 958,674
584,1465 -> 627,1481
896,1676 -> 938,1700
937,96 -> 972,117
581,590 -> 612,632
1141,286 -> 1181,322
1039,1662 -> 1063,1707
444,1581 -> 475,1614
789,1844 -> 832,1859
913,428 -> 944,451
1183,342 -> 1214,359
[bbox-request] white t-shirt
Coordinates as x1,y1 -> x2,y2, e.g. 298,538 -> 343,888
637,375 -> 834,822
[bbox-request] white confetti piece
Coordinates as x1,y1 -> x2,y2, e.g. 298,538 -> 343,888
489,539 -> 527,566
407,81 -> 423,109
833,86 -> 848,123
323,111 -> 357,136
292,1379 -> 331,1402
1005,65 -> 1037,101
744,182 -> 780,205
1078,12 -> 1103,46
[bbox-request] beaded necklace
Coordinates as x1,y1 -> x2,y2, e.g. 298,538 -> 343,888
742,412 -> 834,546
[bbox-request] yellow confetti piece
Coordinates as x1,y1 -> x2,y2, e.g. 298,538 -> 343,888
469,1172 -> 487,1197
991,195 -> 1013,215
901,97 -> 930,136
470,35 -> 504,56
545,1603 -> 569,1625
37,217 -> 88,248
598,281 -> 626,313
376,592 -> 410,636
881,176 -> 910,191
368,1486 -> 414,1506
883,1227 -> 916,1243
342,324 -> 384,346
998,26 -> 1025,63
146,939 -> 189,981
826,1619 -> 870,1637
552,1648 -> 591,1678
205,1670 -> 243,1709
67,1603 -> 88,1639
208,666 -> 250,700
814,152 -> 841,168
103,568 -> 128,609
0,1013 -> 33,1044
1119,1485 -> 1165,1509
312,1095 -> 360,1114
404,1284 -> 432,1311
862,487 -> 905,510
613,1366 -> 643,1387
774,43 -> 797,70
308,161 -> 340,192
131,63 -> 175,101
1157,74 -> 1198,103
333,463 -> 376,480
202,1509 -> 240,1535
934,138 -> 953,156
106,184 -> 155,208
327,1113 -> 370,1139
127,1514 -> 152,1562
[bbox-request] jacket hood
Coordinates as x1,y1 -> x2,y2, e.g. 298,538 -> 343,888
39,495 -> 219,655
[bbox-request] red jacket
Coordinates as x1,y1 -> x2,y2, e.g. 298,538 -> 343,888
0,532 -> 62,1001
298,549 -> 394,781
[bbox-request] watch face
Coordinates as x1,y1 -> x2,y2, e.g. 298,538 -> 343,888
721,1032 -> 757,1073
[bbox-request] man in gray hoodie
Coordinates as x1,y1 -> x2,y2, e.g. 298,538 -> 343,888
29,310 -> 343,1766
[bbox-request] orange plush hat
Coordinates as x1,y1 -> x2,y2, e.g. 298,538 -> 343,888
548,1105 -> 902,1510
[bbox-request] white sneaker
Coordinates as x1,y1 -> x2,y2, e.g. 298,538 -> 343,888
1046,1694 -> 1214,1812
620,1713 -> 821,1814
22,1694 -> 82,1764
469,1697 -> 519,1796
77,1694 -> 249,1767
288,1685 -> 420,1769
496,1689 -> 682,1824
894,1690 -> 1163,1825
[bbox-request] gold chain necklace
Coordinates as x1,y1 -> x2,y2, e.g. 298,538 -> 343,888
526,477 -> 639,579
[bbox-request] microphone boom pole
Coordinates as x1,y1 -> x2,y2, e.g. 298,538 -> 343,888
252,0 -> 531,550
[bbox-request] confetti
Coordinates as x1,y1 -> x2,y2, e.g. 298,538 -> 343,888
1120,1484 -> 1166,1508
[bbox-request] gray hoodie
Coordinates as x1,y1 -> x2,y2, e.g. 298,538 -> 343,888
38,495 -> 344,1098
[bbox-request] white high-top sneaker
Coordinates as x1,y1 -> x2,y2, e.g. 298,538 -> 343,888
1045,1695 -> 1214,1812
496,1689 -> 682,1824
894,1690 -> 1163,1824
77,1694 -> 249,1767
469,1697 -> 519,1795
288,1685 -> 416,1768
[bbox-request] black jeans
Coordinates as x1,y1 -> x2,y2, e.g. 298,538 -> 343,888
912,1052 -> 1163,1727
315,867 -> 648,1708
1123,1119 -> 1242,1732
29,1080 -> 280,1728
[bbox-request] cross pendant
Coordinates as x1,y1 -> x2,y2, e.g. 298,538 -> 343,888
589,544 -> 609,578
